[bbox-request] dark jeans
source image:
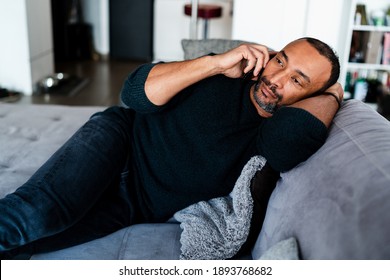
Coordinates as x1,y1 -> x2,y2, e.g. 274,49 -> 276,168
0,107 -> 144,259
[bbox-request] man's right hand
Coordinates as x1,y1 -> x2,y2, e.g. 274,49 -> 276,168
214,44 -> 272,79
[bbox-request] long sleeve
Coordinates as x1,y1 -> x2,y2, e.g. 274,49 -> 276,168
256,107 -> 328,172
120,63 -> 167,114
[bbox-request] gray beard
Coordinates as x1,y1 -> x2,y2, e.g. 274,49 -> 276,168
253,82 -> 279,114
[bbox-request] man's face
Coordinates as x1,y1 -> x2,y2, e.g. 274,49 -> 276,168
251,39 -> 332,117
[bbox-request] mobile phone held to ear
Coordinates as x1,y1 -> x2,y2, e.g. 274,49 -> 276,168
242,52 -> 276,81
243,67 -> 264,81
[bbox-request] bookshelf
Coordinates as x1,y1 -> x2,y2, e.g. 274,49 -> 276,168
351,25 -> 390,32
342,0 -> 390,107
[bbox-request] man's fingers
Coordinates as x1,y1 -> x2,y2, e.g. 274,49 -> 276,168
326,82 -> 344,101
216,43 -> 272,79
242,45 -> 270,76
250,44 -> 270,67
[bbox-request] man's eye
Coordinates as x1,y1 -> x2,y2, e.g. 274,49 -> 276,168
276,57 -> 283,66
292,78 -> 301,86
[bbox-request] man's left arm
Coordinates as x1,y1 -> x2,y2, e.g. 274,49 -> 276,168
288,82 -> 344,128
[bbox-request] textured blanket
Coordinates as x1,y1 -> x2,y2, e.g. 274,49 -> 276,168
174,156 -> 267,260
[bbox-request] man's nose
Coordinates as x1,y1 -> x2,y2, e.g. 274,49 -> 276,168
268,71 -> 287,89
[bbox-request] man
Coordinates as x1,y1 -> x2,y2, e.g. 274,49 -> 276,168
0,37 -> 342,259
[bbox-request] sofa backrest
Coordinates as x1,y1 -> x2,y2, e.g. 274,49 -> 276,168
253,99 -> 390,259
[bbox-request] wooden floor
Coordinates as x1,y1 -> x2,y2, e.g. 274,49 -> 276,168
17,59 -> 144,107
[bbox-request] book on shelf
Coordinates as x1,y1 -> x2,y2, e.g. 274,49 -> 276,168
383,33 -> 390,65
365,31 -> 384,64
349,31 -> 368,63
350,31 -> 390,65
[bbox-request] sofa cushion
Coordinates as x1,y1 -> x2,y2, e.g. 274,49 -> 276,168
257,237 -> 300,260
0,104 -> 105,198
253,100 -> 390,259
31,223 -> 182,260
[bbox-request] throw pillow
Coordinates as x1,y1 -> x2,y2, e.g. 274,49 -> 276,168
174,156 -> 266,260
182,39 -> 256,60
234,162 -> 280,258
257,237 -> 300,260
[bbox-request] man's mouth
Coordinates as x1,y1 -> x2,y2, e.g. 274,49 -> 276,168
260,85 -> 277,100
258,80 -> 280,101
252,77 -> 282,115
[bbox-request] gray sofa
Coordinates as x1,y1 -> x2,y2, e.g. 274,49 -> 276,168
1,99 -> 389,260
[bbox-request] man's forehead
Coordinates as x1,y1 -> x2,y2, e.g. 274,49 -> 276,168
280,40 -> 331,85
281,39 -> 315,57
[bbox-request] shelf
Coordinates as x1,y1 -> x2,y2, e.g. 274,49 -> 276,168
341,0 -> 389,112
347,62 -> 390,71
352,25 -> 390,32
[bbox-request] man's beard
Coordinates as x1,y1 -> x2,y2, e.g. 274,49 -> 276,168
253,76 -> 282,114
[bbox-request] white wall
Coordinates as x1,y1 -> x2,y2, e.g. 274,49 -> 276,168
232,0 -> 351,55
82,0 -> 110,56
0,0 -> 32,93
304,0 -> 351,56
232,0 -> 310,50
0,0 -> 53,95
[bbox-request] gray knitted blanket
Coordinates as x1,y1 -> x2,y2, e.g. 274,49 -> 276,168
174,156 -> 267,260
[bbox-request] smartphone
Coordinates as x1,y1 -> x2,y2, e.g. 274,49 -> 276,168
243,52 -> 276,81
243,67 -> 264,82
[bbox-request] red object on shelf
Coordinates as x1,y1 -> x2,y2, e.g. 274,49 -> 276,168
184,4 -> 223,39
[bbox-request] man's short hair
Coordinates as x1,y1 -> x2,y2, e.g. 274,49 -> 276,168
300,37 -> 340,93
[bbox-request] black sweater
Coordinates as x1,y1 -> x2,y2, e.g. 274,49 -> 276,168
121,63 -> 327,221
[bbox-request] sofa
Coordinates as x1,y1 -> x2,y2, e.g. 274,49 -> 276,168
1,98 -> 389,260
1,40 -> 390,260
